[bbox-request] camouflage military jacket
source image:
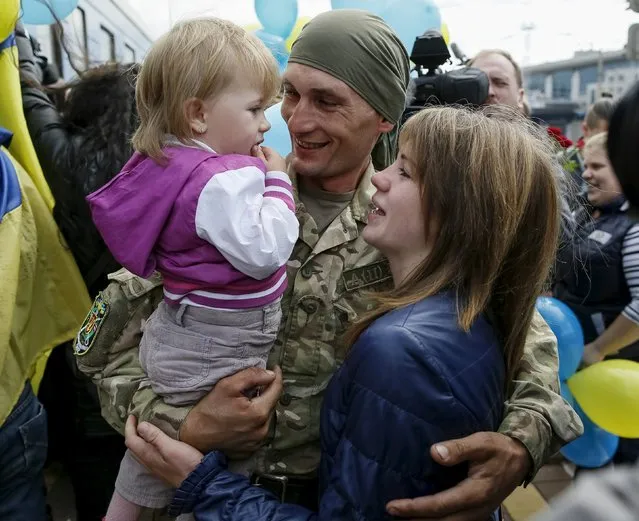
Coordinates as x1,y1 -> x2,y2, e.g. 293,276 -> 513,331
76,161 -> 582,480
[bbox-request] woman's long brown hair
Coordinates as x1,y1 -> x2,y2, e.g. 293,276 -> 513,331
347,105 -> 561,383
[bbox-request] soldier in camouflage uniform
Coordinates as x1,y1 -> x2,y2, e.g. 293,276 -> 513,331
75,10 -> 582,521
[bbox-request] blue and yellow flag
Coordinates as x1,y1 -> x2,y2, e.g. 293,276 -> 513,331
0,0 -> 54,209
0,130 -> 91,425
0,1 -> 91,421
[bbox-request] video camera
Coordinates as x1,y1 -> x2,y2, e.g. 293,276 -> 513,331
402,31 -> 489,124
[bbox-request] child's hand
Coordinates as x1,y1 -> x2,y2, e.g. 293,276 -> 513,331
252,145 -> 287,173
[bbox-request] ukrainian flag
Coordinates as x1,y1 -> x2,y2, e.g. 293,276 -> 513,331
0,0 -> 54,209
0,2 -> 90,422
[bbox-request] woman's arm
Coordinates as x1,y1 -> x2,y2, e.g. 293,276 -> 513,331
583,224 -> 639,364
124,417 -> 316,521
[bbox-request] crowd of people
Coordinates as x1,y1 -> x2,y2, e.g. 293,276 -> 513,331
3,7 -> 639,521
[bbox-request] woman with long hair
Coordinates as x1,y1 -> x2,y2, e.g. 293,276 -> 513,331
121,104 -> 562,521
18,33 -> 139,295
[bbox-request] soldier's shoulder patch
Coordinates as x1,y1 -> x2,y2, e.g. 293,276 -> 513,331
342,260 -> 392,292
74,292 -> 110,356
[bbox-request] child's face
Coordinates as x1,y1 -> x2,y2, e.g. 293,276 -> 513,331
197,83 -> 271,156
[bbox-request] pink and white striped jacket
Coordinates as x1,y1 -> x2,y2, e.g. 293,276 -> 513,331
87,141 -> 298,309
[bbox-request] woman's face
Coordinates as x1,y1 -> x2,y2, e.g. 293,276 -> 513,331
363,147 -> 429,260
583,147 -> 623,207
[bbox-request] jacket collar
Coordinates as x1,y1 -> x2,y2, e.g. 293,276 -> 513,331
289,158 -> 375,225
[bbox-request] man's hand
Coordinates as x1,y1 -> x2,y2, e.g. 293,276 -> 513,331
179,366 -> 283,455
386,432 -> 531,521
125,416 -> 203,488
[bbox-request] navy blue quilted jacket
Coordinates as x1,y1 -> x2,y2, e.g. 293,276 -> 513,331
169,293 -> 505,520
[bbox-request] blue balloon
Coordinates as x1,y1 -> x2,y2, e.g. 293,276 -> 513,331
331,0 -> 391,14
560,382 -> 619,468
254,30 -> 289,73
21,0 -> 79,25
263,102 -> 291,157
536,297 -> 585,381
255,0 -> 298,39
379,0 -> 442,53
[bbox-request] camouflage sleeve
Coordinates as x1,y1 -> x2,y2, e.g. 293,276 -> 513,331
74,270 -> 190,439
499,309 -> 583,480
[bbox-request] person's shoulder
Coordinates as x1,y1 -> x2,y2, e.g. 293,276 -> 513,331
73,269 -> 163,365
350,294 -> 504,404
345,294 -> 503,432
349,294 -> 458,376
361,293 -> 498,359
107,268 -> 164,301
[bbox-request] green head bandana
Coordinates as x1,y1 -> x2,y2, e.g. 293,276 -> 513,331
288,9 -> 410,170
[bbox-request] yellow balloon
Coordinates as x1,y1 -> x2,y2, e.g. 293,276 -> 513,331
0,0 -> 19,41
568,359 -> 639,438
285,16 -> 312,53
243,23 -> 262,34
440,22 -> 450,46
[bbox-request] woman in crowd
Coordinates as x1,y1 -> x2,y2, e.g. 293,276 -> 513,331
17,28 -> 138,296
123,104 -> 562,521
554,131 -> 639,464
15,24 -> 139,521
554,132 -> 639,370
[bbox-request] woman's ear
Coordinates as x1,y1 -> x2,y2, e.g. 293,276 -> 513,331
184,97 -> 207,134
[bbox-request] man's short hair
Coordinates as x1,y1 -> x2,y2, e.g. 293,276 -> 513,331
468,49 -> 523,88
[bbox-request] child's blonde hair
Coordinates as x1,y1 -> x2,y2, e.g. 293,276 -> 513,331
132,18 -> 281,161
584,131 -> 608,157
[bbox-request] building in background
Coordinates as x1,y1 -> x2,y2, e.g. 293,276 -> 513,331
26,0 -> 153,79
523,50 -> 639,139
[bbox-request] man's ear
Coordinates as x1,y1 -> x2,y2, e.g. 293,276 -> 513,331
517,88 -> 526,112
378,118 -> 395,134
184,97 -> 207,134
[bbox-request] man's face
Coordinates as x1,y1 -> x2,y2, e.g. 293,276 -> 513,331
281,63 -> 393,190
472,53 -> 525,112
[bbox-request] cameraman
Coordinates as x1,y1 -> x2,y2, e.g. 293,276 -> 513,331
468,49 -> 525,112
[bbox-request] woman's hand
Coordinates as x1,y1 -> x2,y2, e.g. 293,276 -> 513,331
582,342 -> 605,366
125,415 -> 204,488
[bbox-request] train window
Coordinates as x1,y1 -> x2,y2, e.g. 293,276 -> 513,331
100,26 -> 116,62
70,7 -> 88,68
124,44 -> 136,63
